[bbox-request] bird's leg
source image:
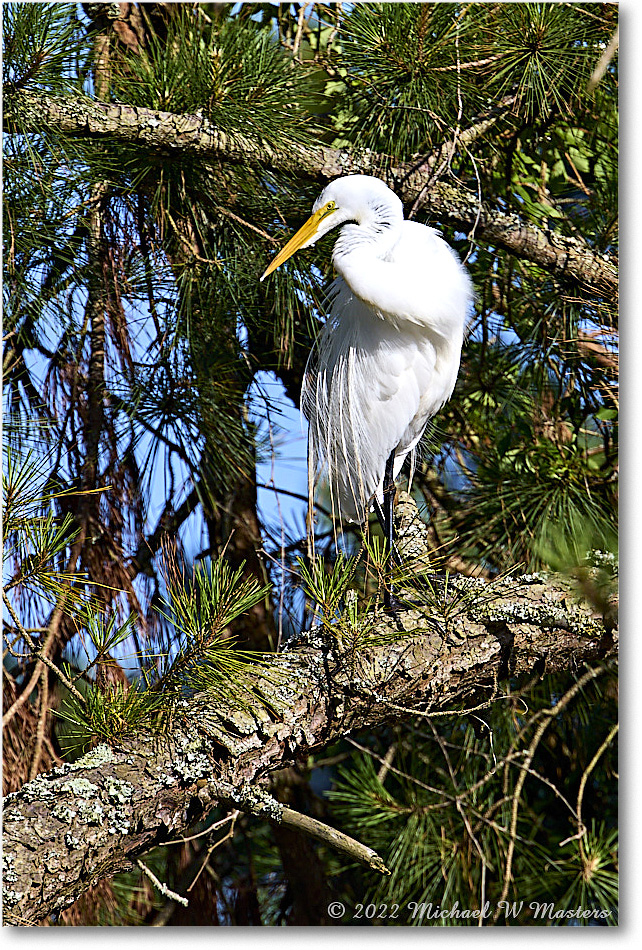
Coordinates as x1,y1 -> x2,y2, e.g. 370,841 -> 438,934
373,451 -> 403,612
382,449 -> 397,610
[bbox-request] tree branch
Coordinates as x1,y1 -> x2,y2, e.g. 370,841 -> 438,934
3,572 -> 616,924
197,780 -> 390,876
4,89 -> 617,301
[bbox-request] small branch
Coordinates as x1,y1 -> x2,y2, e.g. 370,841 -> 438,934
493,664 -> 608,921
291,4 -> 306,60
28,668 -> 49,781
185,810 -> 240,894
2,662 -> 43,728
376,742 -> 397,784
575,721 -> 618,862
3,532 -> 87,727
587,26 -> 619,93
135,859 -> 189,908
2,590 -> 87,712
217,206 -> 279,243
280,806 -> 390,875
409,96 -> 515,218
199,779 -> 389,875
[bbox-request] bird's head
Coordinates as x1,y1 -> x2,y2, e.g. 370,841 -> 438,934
260,175 -> 400,281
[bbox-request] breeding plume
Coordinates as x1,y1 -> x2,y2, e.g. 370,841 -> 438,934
261,175 -> 472,599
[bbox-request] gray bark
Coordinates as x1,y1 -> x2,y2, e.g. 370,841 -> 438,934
3,573 -> 616,925
4,89 -> 618,302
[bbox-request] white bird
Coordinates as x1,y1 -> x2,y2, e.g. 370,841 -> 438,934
261,175 -> 473,604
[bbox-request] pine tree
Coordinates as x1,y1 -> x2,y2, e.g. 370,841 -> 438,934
3,2 -> 617,926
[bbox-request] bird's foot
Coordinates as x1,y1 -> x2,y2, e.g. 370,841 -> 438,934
383,587 -> 449,640
383,594 -> 408,632
383,588 -> 434,630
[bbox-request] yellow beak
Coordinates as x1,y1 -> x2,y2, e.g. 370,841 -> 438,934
260,201 -> 336,281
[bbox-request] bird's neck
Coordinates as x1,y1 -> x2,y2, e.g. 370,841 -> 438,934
332,204 -> 403,270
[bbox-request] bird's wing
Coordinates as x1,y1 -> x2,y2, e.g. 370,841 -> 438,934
336,221 -> 473,338
303,278 -> 439,521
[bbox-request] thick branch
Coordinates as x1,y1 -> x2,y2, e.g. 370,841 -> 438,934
3,573 -> 615,924
4,89 -> 617,301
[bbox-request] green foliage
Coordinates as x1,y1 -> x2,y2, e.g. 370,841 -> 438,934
112,7 -> 315,146
154,553 -> 273,701
457,434 -> 617,572
2,2 -> 90,93
327,2 -> 615,159
56,554 -> 275,747
338,3 -> 469,155
2,448 -> 87,611
484,2 -> 605,119
297,552 -> 361,622
3,449 -> 274,754
528,820 -> 618,922
3,0 -> 617,928
159,555 -> 270,644
56,677 -> 165,757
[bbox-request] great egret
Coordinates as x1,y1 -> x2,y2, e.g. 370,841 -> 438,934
261,174 -> 473,607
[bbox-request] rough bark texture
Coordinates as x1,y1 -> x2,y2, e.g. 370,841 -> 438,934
3,573 -> 616,925
4,90 -> 618,301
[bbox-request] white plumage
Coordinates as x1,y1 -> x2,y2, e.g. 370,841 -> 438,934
262,174 -> 473,524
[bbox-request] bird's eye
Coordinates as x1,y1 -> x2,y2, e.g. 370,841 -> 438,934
318,200 -> 336,219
